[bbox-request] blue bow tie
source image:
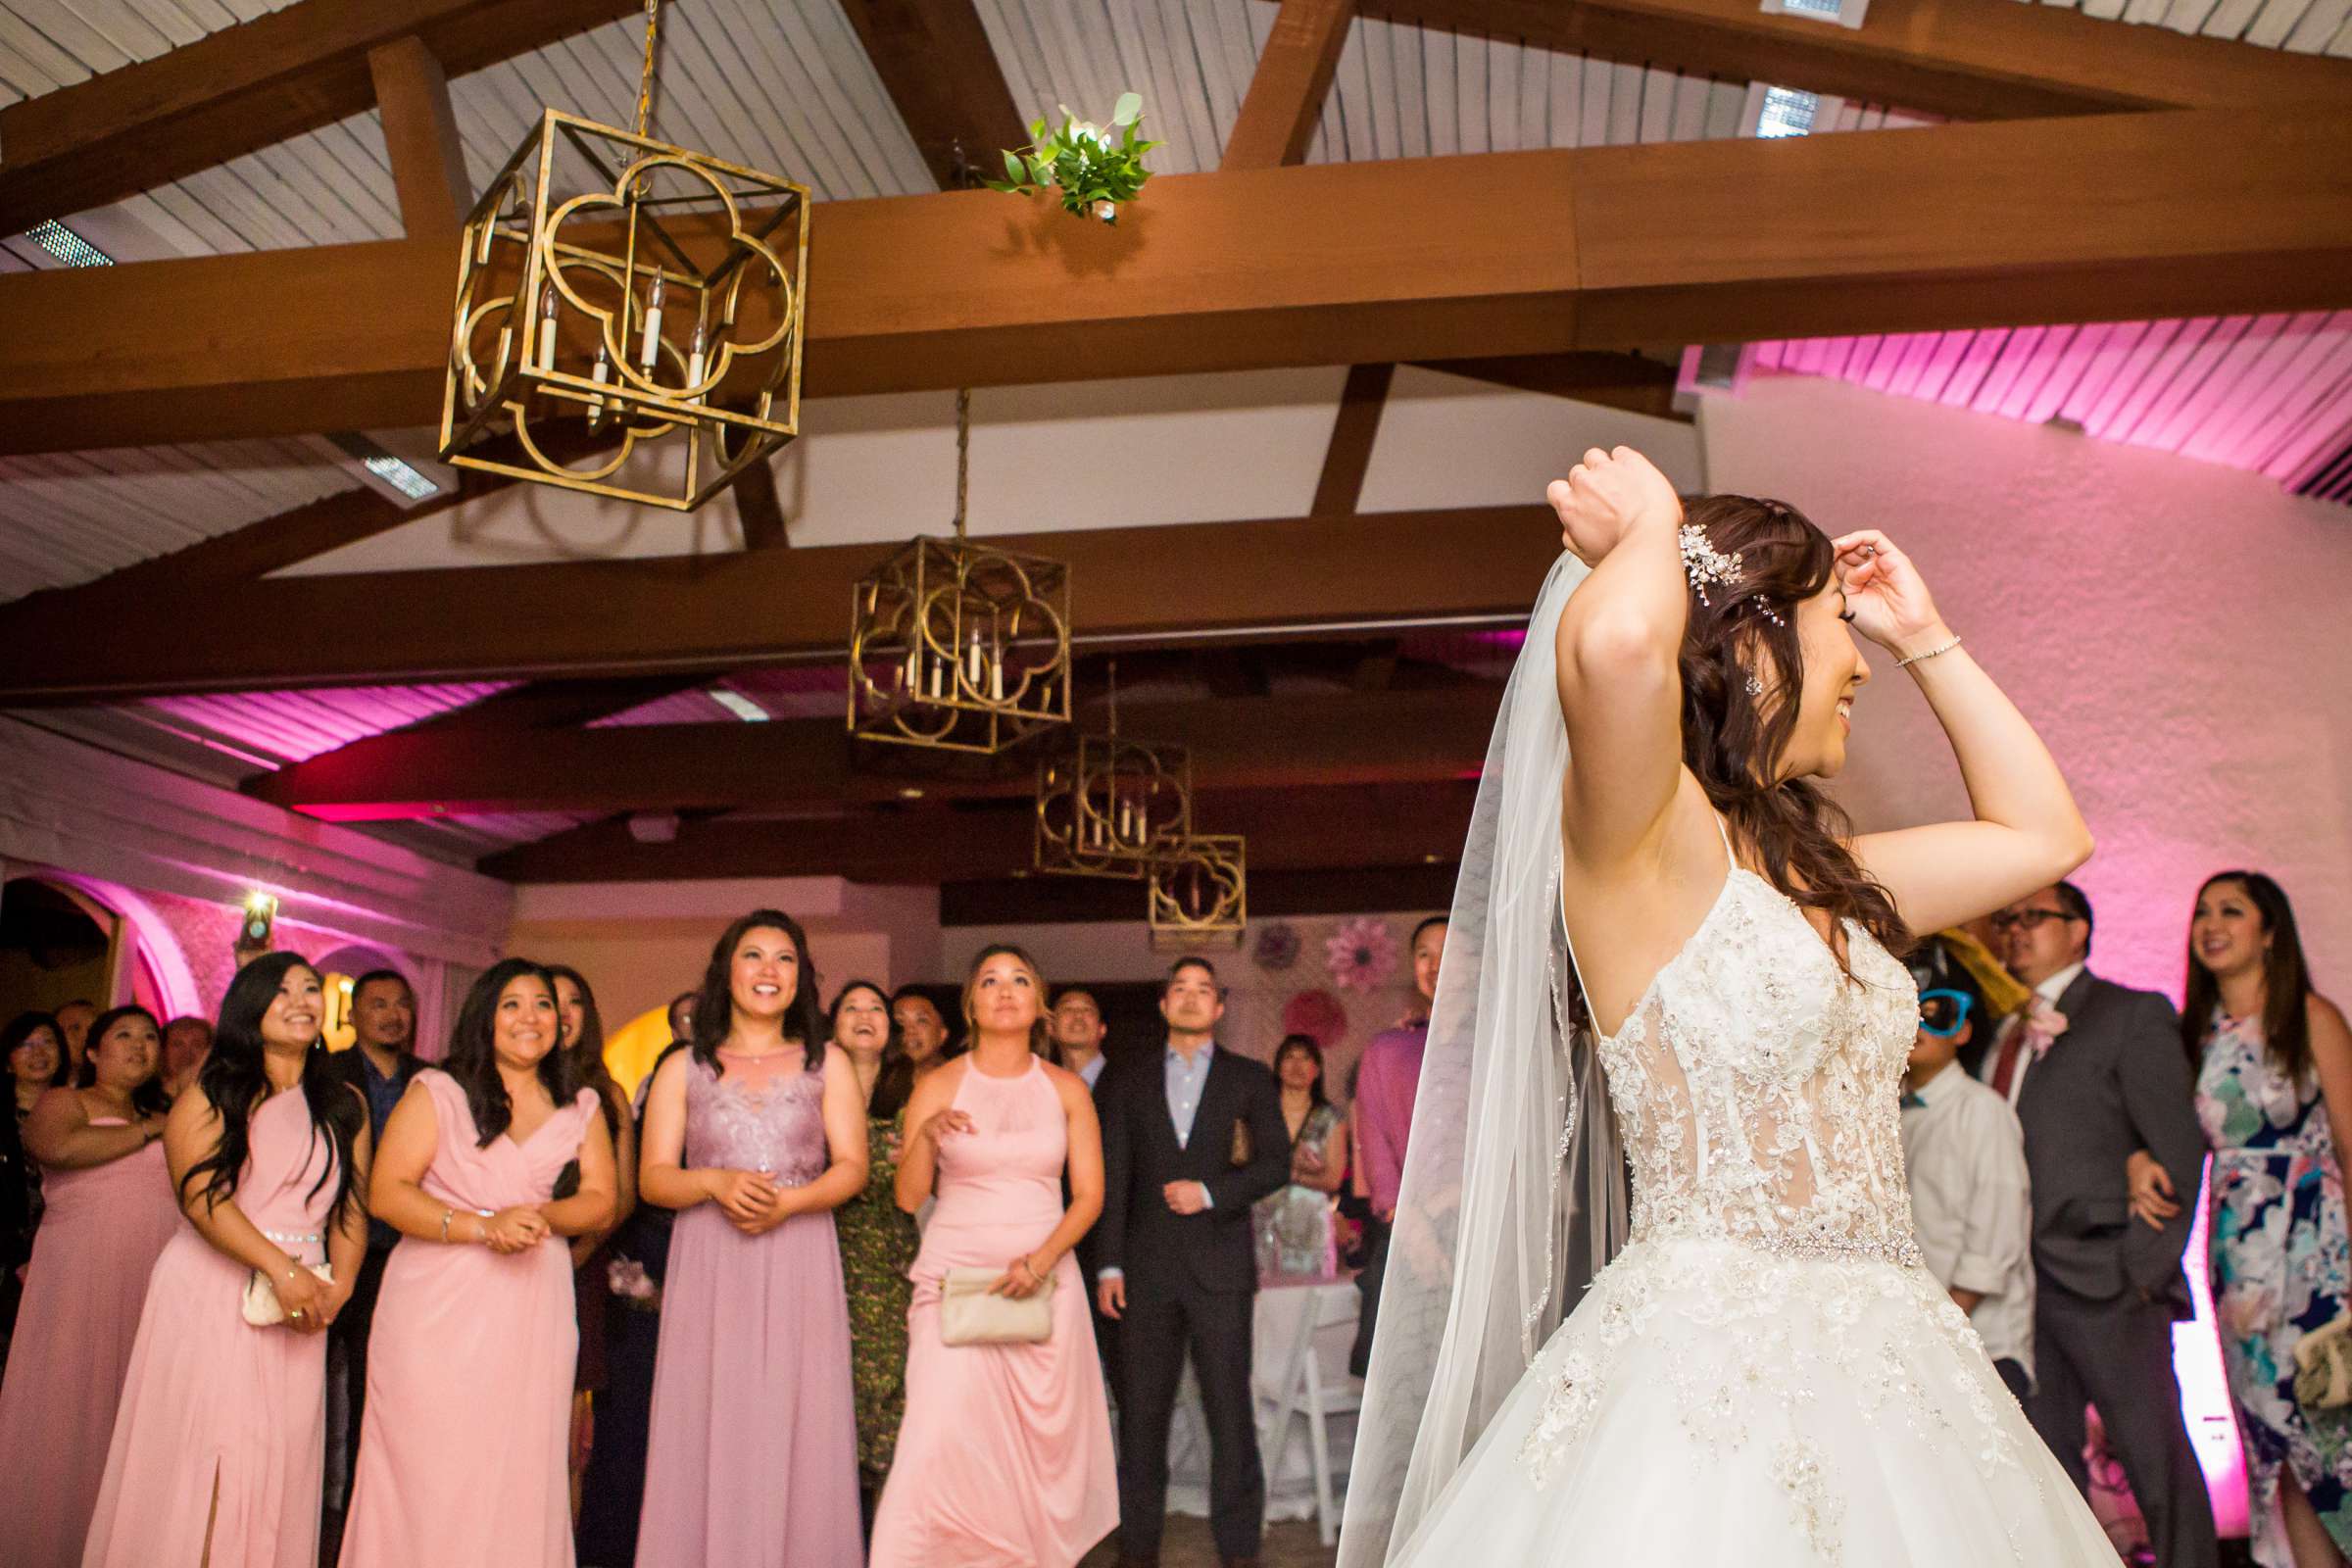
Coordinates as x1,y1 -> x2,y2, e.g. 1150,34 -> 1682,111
1900,1092 -> 1927,1110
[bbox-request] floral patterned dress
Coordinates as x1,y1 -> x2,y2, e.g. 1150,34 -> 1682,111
836,1110 -> 919,1486
2197,1007 -> 2352,1562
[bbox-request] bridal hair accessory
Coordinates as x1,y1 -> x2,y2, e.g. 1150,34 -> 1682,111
1678,522 -> 1741,607
1744,673 -> 1765,698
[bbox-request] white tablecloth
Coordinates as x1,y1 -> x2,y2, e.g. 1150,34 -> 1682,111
1165,1278 -> 1361,1523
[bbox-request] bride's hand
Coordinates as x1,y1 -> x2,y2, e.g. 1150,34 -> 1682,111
1545,447 -> 1681,567
1830,529 -> 1949,657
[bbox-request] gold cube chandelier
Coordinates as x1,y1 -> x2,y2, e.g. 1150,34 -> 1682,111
1149,835 -> 1249,949
1035,733 -> 1194,880
437,0 -> 808,511
848,390 -> 1072,755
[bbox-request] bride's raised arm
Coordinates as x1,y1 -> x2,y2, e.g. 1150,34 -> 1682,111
1547,446 -> 1690,876
1835,528 -> 2092,936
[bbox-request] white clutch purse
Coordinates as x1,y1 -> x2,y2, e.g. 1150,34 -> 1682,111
242,1262 -> 333,1327
939,1265 -> 1054,1346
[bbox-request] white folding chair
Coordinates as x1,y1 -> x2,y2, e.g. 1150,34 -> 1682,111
1254,1282 -> 1363,1545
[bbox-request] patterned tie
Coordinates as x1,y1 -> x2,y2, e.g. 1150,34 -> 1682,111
1988,1013 -> 2027,1101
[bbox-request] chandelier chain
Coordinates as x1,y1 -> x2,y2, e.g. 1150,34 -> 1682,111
953,387 -> 971,544
633,0 -> 661,139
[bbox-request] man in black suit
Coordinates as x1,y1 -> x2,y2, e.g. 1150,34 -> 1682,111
1094,956 -> 1289,1568
1985,883 -> 2217,1568
320,968 -> 423,1550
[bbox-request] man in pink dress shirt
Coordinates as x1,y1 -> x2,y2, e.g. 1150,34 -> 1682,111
1349,915 -> 1446,1377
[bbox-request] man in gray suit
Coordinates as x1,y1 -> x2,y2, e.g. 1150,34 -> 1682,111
1985,881 -> 2217,1568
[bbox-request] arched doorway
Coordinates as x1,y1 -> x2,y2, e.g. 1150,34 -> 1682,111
0,874 -> 196,1027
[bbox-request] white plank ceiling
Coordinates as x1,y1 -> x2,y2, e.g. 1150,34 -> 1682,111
0,0 -> 2344,861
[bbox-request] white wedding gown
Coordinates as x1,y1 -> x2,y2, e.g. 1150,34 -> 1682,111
1386,828 -> 2119,1566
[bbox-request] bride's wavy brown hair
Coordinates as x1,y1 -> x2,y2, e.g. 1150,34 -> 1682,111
1677,495 -> 1909,970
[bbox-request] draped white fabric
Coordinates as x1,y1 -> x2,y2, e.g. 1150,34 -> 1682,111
1337,552 -> 1627,1566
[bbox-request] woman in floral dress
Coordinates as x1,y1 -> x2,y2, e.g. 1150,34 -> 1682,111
2167,872 -> 2352,1567
828,980 -> 920,1516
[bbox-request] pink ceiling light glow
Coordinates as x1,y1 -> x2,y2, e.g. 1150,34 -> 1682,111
1748,312 -> 2352,501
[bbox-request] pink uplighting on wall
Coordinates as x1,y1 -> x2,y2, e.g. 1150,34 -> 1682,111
1749,313 -> 2352,501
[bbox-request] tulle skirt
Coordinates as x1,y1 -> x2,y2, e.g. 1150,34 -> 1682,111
1389,1237 -> 2117,1566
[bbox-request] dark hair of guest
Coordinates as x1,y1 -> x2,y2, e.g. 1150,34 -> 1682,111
182,954 -> 365,1224
830,979 -> 912,1122
2051,880 -> 2095,955
2,1010 -> 69,1088
691,910 -> 823,1073
2184,871 -> 2314,1083
1409,916 -> 1448,946
546,964 -> 624,1139
1272,1032 -> 1328,1108
1164,956 -> 1219,995
75,1004 -> 171,1118
445,959 -> 586,1148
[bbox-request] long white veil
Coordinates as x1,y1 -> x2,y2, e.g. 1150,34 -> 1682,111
1336,551 -> 1629,1565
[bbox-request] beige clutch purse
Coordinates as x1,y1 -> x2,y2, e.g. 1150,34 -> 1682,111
2296,1310 -> 2352,1410
242,1262 -> 333,1327
939,1265 -> 1054,1346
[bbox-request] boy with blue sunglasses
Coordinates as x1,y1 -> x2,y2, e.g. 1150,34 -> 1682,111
1902,948 -> 2037,1404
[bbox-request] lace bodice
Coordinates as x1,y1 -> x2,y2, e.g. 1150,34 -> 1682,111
1581,840 -> 1924,1266
683,1055 -> 829,1186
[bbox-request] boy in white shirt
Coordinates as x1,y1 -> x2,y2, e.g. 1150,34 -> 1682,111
1900,953 -> 2037,1404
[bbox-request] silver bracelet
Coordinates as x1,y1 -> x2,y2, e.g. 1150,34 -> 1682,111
1896,634 -> 1963,669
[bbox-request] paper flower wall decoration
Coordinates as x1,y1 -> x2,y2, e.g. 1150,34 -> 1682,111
1252,921 -> 1301,973
1282,990 -> 1348,1054
1325,917 -> 1398,994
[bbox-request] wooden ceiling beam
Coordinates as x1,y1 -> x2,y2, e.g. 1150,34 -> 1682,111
1414,352 -> 1685,421
0,505 -> 1552,704
9,109 -> 2352,451
0,0 -> 640,237
1222,0 -> 1357,172
1350,0 -> 2352,121
3,106 -> 2345,454
1310,362 -> 1395,515
941,861 -> 1459,925
835,0 -> 1030,190
477,778 -> 1482,882
246,686 -> 1504,818
368,34 -> 472,237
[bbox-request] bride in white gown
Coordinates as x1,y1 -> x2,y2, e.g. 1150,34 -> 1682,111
1338,448 -> 2122,1566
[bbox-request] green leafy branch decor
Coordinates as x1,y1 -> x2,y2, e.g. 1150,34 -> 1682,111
986,93 -> 1160,223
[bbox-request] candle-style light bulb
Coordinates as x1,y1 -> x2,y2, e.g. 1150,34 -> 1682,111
686,319 -> 708,391
588,345 -> 612,427
536,284 -> 558,372
964,627 -> 983,690
640,272 -> 666,371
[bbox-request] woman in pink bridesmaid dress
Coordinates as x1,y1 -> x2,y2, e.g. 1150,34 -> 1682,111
871,945 -> 1117,1568
635,909 -> 866,1568
83,954 -> 370,1568
339,959 -> 616,1568
0,1004 -> 177,1568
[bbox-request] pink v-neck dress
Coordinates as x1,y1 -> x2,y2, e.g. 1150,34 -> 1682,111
0,1116 -> 177,1568
337,1070 -> 598,1568
84,1086 -> 342,1568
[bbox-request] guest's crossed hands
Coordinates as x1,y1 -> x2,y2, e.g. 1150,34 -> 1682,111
481,1205 -> 552,1253
270,1259 -> 331,1333
708,1168 -> 780,1230
1162,1180 -> 1209,1215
